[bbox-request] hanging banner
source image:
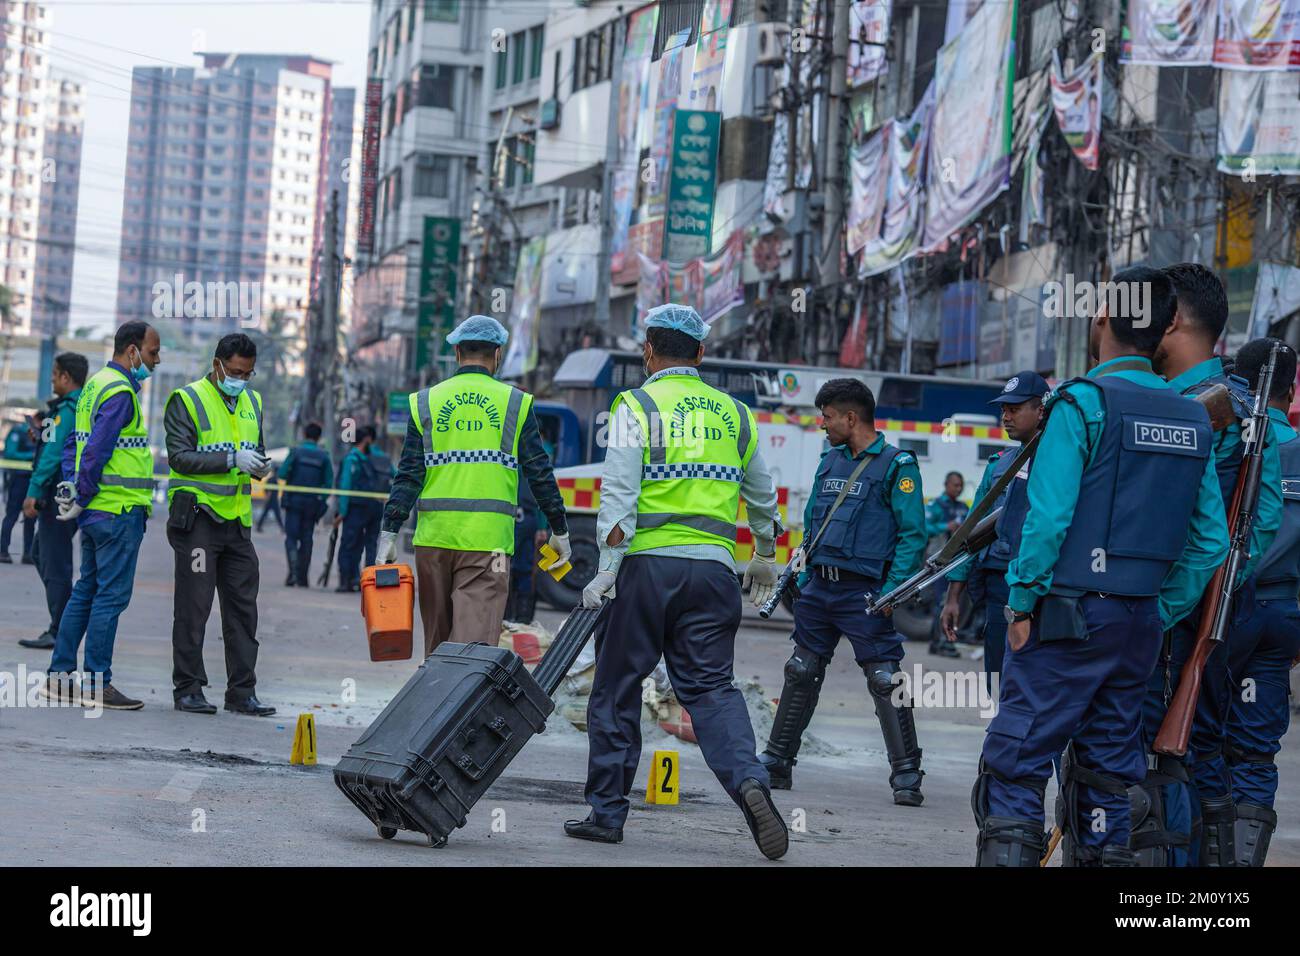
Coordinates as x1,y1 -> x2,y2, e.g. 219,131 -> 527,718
860,85 -> 932,277
921,1 -> 1014,250
501,236 -> 545,380
688,25 -> 728,110
1019,116 -> 1049,243
636,231 -> 745,330
700,0 -> 733,35
416,217 -> 460,369
610,3 -> 660,279
663,109 -> 722,263
357,78 -> 383,256
1214,0 -> 1300,69
847,127 -> 888,255
847,0 -> 890,87
645,30 -> 692,228
1217,68 -> 1300,174
1121,0 -> 1217,65
1050,50 -> 1103,171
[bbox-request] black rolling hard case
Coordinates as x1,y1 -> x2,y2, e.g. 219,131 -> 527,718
333,603 -> 608,846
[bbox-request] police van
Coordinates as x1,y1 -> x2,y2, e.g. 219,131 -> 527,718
531,351 -> 1015,639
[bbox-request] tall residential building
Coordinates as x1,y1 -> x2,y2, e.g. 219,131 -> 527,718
0,1 -> 52,334
116,53 -> 336,343
32,75 -> 84,336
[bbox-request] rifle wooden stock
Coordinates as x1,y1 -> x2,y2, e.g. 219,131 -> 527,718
1193,384 -> 1235,433
1151,562 -> 1227,756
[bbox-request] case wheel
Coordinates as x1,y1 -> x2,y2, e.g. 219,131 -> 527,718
377,826 -> 397,840
426,833 -> 448,848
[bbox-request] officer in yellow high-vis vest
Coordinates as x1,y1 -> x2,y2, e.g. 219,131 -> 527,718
563,305 -> 789,861
164,333 -> 276,717
378,315 -> 570,657
42,321 -> 161,711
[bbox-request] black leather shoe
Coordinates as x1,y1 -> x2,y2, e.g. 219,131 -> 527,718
563,816 -> 623,844
284,573 -> 296,587
18,630 -> 55,649
175,693 -> 217,714
739,778 -> 789,860
21,554 -> 34,565
0,553 -> 11,563
225,695 -> 276,717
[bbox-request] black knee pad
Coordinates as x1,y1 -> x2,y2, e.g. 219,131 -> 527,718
1234,802 -> 1277,867
976,815 -> 1047,868
1056,742 -> 1136,867
763,647 -> 829,764
1198,793 -> 1237,868
785,646 -> 827,688
1130,756 -> 1192,867
863,660 -> 922,792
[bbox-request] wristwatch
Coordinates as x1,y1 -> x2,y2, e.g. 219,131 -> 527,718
1003,606 -> 1032,625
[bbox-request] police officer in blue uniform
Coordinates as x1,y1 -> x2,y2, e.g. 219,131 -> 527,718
758,378 -> 929,806
1141,263 -> 1283,866
925,471 -> 968,658
974,266 -> 1229,867
278,422 -> 333,587
333,424 -> 393,592
1220,338 -> 1300,866
940,371 -> 1049,690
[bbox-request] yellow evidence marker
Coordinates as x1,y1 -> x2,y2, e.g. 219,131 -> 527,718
536,542 -> 572,581
645,749 -> 680,805
290,713 -> 317,766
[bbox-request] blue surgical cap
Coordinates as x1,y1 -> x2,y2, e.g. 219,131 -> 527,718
447,315 -> 508,346
645,303 -> 709,341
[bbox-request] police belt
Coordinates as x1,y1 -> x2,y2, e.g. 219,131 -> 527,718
814,565 -> 880,584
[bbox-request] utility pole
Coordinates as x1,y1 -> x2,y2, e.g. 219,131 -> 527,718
322,189 -> 340,458
595,9 -> 625,328
817,0 -> 851,367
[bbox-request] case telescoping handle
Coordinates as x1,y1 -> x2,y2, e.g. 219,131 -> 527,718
533,601 -> 611,697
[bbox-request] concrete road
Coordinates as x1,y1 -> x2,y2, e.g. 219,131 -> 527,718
2,520 -> 1297,866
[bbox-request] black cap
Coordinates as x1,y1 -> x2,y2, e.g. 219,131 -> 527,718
989,371 -> 1051,405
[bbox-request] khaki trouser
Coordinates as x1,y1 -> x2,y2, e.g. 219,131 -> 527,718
415,545 -> 509,657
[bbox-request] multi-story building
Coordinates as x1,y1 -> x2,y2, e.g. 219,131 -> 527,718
32,75 -> 83,336
0,1 -> 52,334
116,53 -> 336,346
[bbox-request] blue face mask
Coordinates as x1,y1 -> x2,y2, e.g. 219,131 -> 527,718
216,360 -> 247,398
129,349 -> 152,382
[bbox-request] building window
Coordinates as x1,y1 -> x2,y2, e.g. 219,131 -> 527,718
521,133 -> 534,185
495,47 -> 507,90
529,26 -> 544,80
423,0 -> 459,23
511,31 -> 526,85
413,153 -> 450,198
418,64 -> 454,109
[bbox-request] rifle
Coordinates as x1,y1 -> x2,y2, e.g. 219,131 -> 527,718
866,430 -> 1042,616
1154,343 -> 1281,756
318,523 -> 340,588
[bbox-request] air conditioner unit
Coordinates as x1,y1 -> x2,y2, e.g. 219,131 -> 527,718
755,22 -> 790,66
539,98 -> 560,130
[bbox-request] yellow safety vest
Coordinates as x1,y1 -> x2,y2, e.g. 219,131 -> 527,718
167,377 -> 263,526
73,365 -> 153,514
409,373 -> 531,554
615,372 -> 757,556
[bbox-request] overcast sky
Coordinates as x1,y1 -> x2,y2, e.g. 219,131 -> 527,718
45,0 -> 370,336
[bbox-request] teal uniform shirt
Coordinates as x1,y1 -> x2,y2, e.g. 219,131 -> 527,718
800,432 -> 928,596
945,449 -> 1008,584
1006,356 -> 1229,628
27,388 -> 81,501
1268,406 -> 1296,449
335,446 -> 394,518
1166,356 -> 1282,582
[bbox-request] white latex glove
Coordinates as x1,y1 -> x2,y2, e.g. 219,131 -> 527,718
235,449 -> 270,476
55,480 -> 76,503
582,570 -> 618,608
743,551 -> 779,609
548,531 -> 572,565
56,501 -> 83,523
377,530 -> 398,565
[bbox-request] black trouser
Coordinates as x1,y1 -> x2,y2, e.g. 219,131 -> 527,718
2,473 -> 33,557
284,505 -> 317,585
35,505 -> 77,633
337,499 -> 382,586
168,510 -> 261,702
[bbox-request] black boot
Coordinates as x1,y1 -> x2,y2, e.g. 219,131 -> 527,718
1234,803 -> 1277,867
864,661 -> 924,806
759,647 -> 827,790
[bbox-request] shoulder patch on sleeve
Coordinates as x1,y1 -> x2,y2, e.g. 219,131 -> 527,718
897,475 -> 916,494
894,451 -> 916,466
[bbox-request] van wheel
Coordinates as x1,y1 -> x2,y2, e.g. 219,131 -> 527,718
537,514 -> 598,611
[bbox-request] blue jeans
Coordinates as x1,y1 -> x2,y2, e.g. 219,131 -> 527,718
49,507 -> 146,687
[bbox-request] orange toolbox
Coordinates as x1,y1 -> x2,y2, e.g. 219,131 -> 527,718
361,564 -> 415,661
